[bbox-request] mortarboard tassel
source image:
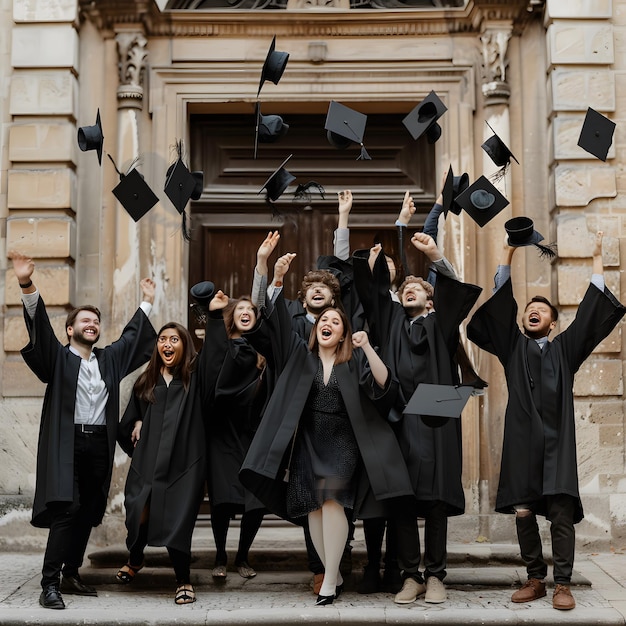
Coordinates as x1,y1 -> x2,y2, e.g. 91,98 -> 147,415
293,181 -> 326,202
534,242 -> 557,260
357,143 -> 371,161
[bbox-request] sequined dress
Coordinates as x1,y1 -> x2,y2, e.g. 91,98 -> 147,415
286,360 -> 359,518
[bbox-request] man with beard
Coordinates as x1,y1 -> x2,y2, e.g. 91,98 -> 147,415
8,251 -> 156,610
467,230 -> 625,610
352,232 -> 482,605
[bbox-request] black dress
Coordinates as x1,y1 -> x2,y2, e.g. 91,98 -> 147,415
286,361 -> 358,518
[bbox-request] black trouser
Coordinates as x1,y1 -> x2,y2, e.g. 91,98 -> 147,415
211,504 -> 265,565
391,498 -> 448,583
515,494 -> 576,585
129,522 -> 192,584
362,517 -> 398,571
41,428 -> 109,589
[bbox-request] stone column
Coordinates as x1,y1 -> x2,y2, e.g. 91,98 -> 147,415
110,28 -> 149,329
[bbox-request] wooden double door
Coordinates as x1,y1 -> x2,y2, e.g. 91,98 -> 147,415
188,109 -> 437,339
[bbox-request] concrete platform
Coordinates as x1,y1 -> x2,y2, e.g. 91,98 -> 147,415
0,523 -> 624,625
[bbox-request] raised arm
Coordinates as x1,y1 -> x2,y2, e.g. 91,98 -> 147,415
333,189 -> 353,261
352,330 -> 387,388
252,230 -> 280,308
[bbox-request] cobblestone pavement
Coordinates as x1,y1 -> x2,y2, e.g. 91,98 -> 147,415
0,552 -> 624,625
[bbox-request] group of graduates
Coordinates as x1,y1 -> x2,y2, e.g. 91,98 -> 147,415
10,180 -> 626,612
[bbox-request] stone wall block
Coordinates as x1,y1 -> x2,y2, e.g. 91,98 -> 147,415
550,69 -> 615,112
554,165 -> 616,207
576,399 -> 625,425
2,360 -> 47,397
560,310 -> 622,353
556,213 -> 620,262
13,0 -> 78,22
4,311 -> 67,352
599,424 -> 625,448
610,494 -> 626,545
574,358 -> 623,396
546,0 -> 612,20
9,122 -> 76,163
4,265 -> 73,306
6,217 -> 76,259
11,24 -> 78,69
554,114 -> 617,161
7,168 -> 74,210
9,70 -> 77,116
558,266 -> 621,304
548,23 -> 614,66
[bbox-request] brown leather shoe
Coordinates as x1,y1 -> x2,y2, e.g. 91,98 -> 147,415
553,584 -> 576,610
511,578 -> 547,603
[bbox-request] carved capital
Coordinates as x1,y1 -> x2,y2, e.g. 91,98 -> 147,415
480,25 -> 512,103
116,32 -> 148,109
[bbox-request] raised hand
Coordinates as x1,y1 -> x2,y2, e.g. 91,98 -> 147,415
398,190 -> 416,225
209,290 -> 230,311
8,250 -> 35,285
368,243 -> 383,273
140,278 -> 156,304
273,253 -> 297,283
410,232 -> 442,261
351,330 -> 370,349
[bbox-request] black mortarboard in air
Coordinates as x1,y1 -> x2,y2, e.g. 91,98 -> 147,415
111,167 -> 158,222
189,280 -> 216,325
454,175 -> 509,227
78,109 -> 104,165
254,101 -> 289,159
404,383 -> 473,427
325,101 -> 371,160
577,107 -> 616,162
505,216 -> 556,259
258,154 -> 296,203
164,141 -> 199,241
257,36 -> 289,98
482,121 -> 519,181
402,91 -> 447,144
449,172 -> 469,215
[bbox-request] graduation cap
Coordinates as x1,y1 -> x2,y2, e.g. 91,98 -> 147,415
577,107 -> 615,162
77,109 -> 104,165
402,91 -> 447,144
111,164 -> 159,222
257,36 -> 289,98
441,167 -> 454,217
481,121 -> 519,181
164,141 -> 199,241
293,181 -> 325,203
254,101 -> 289,160
449,172 -> 469,216
505,216 -> 556,259
258,154 -> 296,204
454,175 -> 509,227
325,101 -> 371,160
189,280 -> 216,325
404,383 -> 473,427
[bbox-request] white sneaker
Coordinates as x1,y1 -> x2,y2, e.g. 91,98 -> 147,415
394,577 -> 426,604
425,577 -> 446,603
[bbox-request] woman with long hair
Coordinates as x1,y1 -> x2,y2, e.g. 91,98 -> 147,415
116,321 -> 210,605
240,290 -> 413,606
204,294 -> 267,580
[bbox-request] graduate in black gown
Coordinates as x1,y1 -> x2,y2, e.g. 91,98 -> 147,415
467,229 -> 626,611
117,322 -> 210,605
352,232 -> 482,605
203,292 -> 267,581
240,287 -> 414,606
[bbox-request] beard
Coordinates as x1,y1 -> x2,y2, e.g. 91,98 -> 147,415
72,329 -> 100,347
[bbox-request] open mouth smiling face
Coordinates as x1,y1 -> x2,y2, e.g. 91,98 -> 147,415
158,330 -> 183,369
234,301 -> 257,334
306,283 -> 333,311
522,303 -> 555,337
316,310 -> 344,348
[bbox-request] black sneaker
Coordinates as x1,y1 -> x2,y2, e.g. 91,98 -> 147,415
39,585 -> 65,609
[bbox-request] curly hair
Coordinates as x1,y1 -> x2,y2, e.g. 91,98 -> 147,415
397,275 -> 434,301
297,269 -> 341,305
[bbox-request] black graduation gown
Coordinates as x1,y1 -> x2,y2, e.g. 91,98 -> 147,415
117,367 -> 208,555
239,292 -> 414,524
467,278 -> 626,523
20,298 -> 156,529
203,315 -> 265,511
352,250 -> 482,516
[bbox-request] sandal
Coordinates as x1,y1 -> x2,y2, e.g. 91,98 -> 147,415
175,583 -> 196,605
236,561 -> 257,579
115,562 -> 144,584
212,564 -> 227,579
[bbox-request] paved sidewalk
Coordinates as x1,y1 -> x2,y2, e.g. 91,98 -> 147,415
0,524 -> 624,625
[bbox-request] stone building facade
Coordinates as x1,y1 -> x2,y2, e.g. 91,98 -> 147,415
0,0 -> 625,552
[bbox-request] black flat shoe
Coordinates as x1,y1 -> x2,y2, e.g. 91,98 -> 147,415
315,594 -> 334,606
60,574 -> 97,596
335,583 -> 344,598
39,585 -> 65,609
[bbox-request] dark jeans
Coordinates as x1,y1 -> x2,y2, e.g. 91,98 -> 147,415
515,494 -> 576,585
41,429 -> 109,589
391,498 -> 448,583
362,517 -> 398,571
